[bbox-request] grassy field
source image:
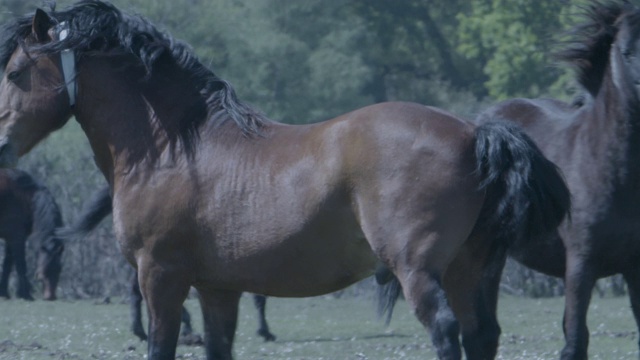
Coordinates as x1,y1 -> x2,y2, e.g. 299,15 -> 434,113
0,293 -> 637,359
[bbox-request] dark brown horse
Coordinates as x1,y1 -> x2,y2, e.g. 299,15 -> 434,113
470,2 -> 640,359
0,168 -> 64,300
65,185 -> 276,343
0,2 -> 569,359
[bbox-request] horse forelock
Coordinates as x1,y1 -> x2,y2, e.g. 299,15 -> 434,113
554,1 -> 637,96
0,0 -> 266,157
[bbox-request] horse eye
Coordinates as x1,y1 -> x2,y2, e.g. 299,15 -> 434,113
6,70 -> 21,82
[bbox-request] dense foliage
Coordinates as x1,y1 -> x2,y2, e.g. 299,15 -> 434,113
0,0 -> 628,298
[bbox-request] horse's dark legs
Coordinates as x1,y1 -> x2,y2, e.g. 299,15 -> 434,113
400,270 -> 461,360
197,288 -> 242,360
253,294 -> 276,341
622,270 -> 640,356
180,305 -> 194,336
138,263 -> 190,360
0,244 -> 14,298
560,255 -> 595,360
444,234 -> 503,360
131,268 -> 197,343
466,243 -> 508,359
130,271 -> 147,341
13,239 -> 33,300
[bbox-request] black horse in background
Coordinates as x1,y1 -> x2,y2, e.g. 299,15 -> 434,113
64,187 -> 277,343
0,168 -> 64,301
470,2 -> 640,359
378,3 -> 640,359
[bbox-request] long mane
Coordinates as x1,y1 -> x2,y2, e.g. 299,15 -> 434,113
0,0 -> 266,156
554,1 -> 636,96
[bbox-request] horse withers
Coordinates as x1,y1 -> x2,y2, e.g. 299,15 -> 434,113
0,169 -> 64,300
0,2 -> 569,359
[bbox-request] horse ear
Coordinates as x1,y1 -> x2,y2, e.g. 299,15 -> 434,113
32,8 -> 53,42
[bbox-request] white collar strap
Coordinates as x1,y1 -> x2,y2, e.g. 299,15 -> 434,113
57,22 -> 76,107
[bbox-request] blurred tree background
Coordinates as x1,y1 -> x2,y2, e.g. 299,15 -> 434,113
0,0 -> 627,299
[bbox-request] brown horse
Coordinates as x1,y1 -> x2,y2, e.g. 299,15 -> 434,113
65,185 -> 276,343
471,2 -> 640,359
0,2 -> 569,359
0,168 -> 64,300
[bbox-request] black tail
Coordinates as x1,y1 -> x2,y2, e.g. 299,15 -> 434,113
58,186 -> 112,238
473,121 -> 570,241
376,121 -> 571,324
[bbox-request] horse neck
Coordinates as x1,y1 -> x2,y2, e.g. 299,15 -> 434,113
74,57 -> 201,183
588,54 -> 640,184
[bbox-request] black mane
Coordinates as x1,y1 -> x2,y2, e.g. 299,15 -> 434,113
0,0 -> 265,156
555,1 -> 637,96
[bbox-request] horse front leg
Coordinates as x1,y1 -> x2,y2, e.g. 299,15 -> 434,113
13,239 -> 33,300
473,242 -> 508,359
138,260 -> 191,360
0,244 -> 14,298
253,294 -> 276,341
130,270 -> 147,341
561,254 -> 595,360
623,269 -> 640,356
196,288 -> 242,360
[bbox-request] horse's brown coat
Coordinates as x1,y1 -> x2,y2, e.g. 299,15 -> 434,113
0,2 -> 569,359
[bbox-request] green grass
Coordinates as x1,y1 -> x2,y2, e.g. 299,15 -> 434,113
0,294 -> 637,359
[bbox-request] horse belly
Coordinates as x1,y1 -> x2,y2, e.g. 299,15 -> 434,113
206,226 -> 378,298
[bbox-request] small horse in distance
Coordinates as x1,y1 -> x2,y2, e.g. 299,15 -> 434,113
469,2 -> 640,359
64,186 -> 276,343
0,168 -> 64,301
0,1 -> 569,359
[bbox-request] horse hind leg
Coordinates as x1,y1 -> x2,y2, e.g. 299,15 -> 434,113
196,287 -> 242,360
0,244 -> 14,298
444,230 -> 505,360
253,294 -> 276,341
13,239 -> 33,300
623,269 -> 640,356
399,267 -> 461,360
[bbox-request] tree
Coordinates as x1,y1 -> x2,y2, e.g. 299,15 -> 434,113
456,0 -> 566,99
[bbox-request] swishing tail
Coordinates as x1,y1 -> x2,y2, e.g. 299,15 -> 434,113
377,121 -> 571,323
58,186 -> 112,238
472,121 -> 570,241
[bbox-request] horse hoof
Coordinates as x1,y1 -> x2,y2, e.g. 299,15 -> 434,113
257,329 -> 276,342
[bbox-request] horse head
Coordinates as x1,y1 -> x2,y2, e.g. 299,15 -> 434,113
0,8 -> 75,167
